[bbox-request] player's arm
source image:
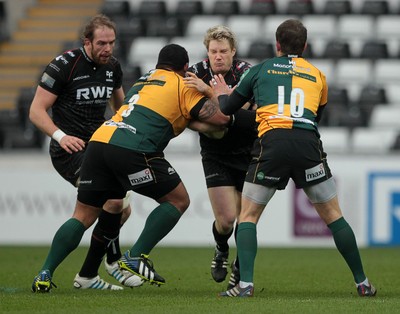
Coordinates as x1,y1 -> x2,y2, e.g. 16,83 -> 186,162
190,97 -> 231,127
29,86 -> 85,154
212,74 -> 248,115
110,86 -> 125,112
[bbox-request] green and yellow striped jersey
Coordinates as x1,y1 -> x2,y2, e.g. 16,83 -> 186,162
90,69 -> 205,152
235,55 -> 328,137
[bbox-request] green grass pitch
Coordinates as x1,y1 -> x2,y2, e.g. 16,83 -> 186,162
0,246 -> 399,313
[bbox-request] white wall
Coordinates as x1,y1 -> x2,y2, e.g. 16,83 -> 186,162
1,151 -> 400,247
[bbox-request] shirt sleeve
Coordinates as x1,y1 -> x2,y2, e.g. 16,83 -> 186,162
38,56 -> 69,95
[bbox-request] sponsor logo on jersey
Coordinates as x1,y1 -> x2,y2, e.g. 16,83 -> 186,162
305,163 -> 325,182
192,64 -> 199,74
256,171 -> 280,182
168,167 -> 176,175
104,120 -> 137,133
76,86 -> 113,100
128,168 -> 154,186
106,71 -> 113,82
79,180 -> 92,185
273,63 -> 292,68
55,55 -> 68,65
73,75 -> 90,81
49,63 -> 60,72
66,51 -> 75,57
41,73 -> 56,88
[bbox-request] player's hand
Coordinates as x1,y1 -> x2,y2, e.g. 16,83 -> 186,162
184,72 -> 212,95
59,135 -> 85,154
211,74 -> 235,96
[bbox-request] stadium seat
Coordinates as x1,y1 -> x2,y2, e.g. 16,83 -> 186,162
376,16 -> 400,40
359,40 -> 389,60
114,18 -> 146,64
175,0 -> 204,16
375,60 -> 400,83
358,84 -> 388,107
174,0 -> 204,31
100,1 -> 131,19
323,102 -> 366,128
391,133 -> 400,150
212,0 -> 240,15
322,39 -> 351,59
285,0 -> 314,15
115,17 -> 146,40
261,15 -> 297,41
336,59 -> 373,85
170,37 -> 207,63
328,85 -> 350,107
302,15 -> 337,40
246,40 -> 275,60
185,15 -> 225,37
146,17 -> 184,38
355,84 -> 387,126
121,65 -> 142,93
302,41 -> 314,58
360,0 -> 389,15
137,1 -> 167,17
384,83 -> 400,104
226,15 -> 264,41
322,0 -> 352,15
351,127 -> 398,154
319,127 -> 350,153
128,37 -> 168,67
369,105 -> 400,128
309,59 -> 335,84
337,15 -> 375,40
247,0 -> 277,15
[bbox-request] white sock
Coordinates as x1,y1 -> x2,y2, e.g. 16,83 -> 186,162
239,281 -> 253,288
356,277 -> 369,287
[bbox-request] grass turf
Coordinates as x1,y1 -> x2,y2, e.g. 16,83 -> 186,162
0,246 -> 399,313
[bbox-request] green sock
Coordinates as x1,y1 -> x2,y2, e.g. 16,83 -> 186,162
41,218 -> 86,276
328,217 -> 366,283
129,202 -> 181,256
237,222 -> 257,283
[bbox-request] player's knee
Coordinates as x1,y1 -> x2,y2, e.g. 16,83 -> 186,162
172,195 -> 190,214
217,219 -> 235,233
103,199 -> 124,213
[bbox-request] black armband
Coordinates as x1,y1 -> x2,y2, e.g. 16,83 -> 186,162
218,94 -> 230,113
230,109 -> 257,129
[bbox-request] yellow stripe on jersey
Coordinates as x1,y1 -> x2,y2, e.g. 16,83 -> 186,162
256,57 -> 327,136
90,69 -> 206,147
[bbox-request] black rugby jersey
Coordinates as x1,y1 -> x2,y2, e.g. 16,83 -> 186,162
38,47 -> 123,157
188,58 -> 257,158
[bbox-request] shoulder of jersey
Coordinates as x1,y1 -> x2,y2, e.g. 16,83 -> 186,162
234,59 -> 252,73
51,48 -> 81,67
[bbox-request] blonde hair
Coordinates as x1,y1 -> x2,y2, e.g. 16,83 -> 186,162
203,25 -> 237,50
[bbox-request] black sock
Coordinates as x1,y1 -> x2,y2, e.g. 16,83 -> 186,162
212,221 -> 233,253
106,223 -> 123,264
79,210 -> 122,278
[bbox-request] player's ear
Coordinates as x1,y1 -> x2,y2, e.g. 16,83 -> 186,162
276,41 -> 281,53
